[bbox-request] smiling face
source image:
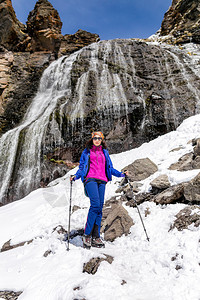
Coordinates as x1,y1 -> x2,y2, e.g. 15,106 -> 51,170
92,133 -> 102,147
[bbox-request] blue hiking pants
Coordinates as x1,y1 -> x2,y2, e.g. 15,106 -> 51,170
84,179 -> 106,237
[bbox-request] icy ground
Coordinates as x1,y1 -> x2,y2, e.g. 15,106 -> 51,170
0,115 -> 200,300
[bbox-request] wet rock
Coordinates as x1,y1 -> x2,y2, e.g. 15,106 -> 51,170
83,254 -> 114,274
170,205 -> 200,231
122,158 -> 158,181
150,174 -> 171,194
1,239 -> 33,252
152,183 -> 185,204
101,205 -> 134,242
184,172 -> 200,202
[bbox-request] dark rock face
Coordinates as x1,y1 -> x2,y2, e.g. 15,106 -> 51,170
0,50 -> 55,135
160,0 -> 200,44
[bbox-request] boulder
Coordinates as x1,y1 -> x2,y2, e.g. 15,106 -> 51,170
26,0 -> 62,52
170,205 -> 200,231
1,238 -> 33,252
168,152 -> 200,171
101,205 -> 134,242
83,254 -> 114,275
193,138 -> 200,157
122,158 -> 158,181
184,172 -> 200,202
152,183 -> 185,204
126,192 -> 154,208
150,174 -> 171,194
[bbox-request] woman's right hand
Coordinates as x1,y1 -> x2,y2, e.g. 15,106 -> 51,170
70,175 -> 76,181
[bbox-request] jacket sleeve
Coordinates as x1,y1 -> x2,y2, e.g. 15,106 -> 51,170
74,150 -> 86,180
107,153 -> 124,178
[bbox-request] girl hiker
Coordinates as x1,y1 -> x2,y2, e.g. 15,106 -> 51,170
70,131 -> 128,249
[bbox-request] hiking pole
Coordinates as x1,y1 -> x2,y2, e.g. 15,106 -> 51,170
124,173 -> 150,242
67,176 -> 73,251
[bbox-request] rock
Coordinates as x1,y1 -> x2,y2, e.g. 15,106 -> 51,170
122,158 -> 158,181
52,225 -> 67,235
1,1 -> 200,204
169,153 -> 192,170
126,192 -> 154,208
160,0 -> 200,44
170,205 -> 200,231
115,181 -> 142,196
0,51 -> 55,136
83,254 -> 114,274
150,174 -> 171,194
26,0 -> 62,52
43,250 -> 52,257
101,205 -> 134,241
152,183 -> 185,204
184,172 -> 200,202
1,238 -> 33,252
0,291 -> 22,300
72,205 -> 81,213
170,146 -> 183,152
58,29 -> 100,57
193,138 -> 200,157
0,0 -> 28,51
169,152 -> 200,171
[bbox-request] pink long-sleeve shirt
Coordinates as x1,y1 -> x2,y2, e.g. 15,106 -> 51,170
86,145 -> 108,182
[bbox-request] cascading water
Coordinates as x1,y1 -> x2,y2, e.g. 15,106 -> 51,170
0,39 -> 200,204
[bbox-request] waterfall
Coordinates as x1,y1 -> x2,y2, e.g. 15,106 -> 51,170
0,40 -> 200,204
0,51 -> 80,203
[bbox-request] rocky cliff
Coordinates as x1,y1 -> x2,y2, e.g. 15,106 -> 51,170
0,0 -> 200,204
0,0 -> 99,134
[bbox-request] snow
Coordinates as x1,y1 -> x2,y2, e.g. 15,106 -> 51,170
0,115 -> 200,300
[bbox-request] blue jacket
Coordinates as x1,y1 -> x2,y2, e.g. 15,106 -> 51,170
74,148 -> 123,182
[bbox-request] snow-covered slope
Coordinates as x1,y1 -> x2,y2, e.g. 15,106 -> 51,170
0,115 -> 200,300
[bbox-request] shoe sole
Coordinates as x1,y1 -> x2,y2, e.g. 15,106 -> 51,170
91,243 -> 105,248
83,243 -> 91,249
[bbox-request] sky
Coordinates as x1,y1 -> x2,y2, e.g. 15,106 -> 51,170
12,0 -> 172,40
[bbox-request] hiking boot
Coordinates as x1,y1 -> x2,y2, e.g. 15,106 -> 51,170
82,235 -> 91,249
91,237 -> 105,248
